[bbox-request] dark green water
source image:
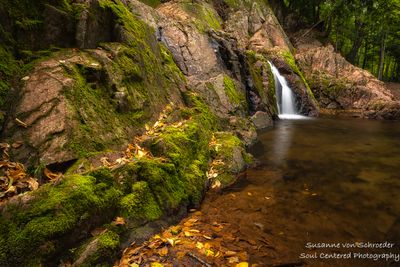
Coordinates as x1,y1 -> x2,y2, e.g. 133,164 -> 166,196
246,116 -> 400,266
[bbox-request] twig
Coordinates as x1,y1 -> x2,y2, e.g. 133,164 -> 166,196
187,252 -> 213,267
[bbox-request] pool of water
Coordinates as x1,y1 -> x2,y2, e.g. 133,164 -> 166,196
200,116 -> 400,266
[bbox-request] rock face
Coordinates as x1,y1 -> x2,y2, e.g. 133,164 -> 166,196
4,2 -> 186,167
295,37 -> 400,119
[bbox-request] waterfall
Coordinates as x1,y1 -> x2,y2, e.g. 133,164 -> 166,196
268,61 -> 298,118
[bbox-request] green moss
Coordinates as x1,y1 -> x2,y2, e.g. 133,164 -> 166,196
223,75 -> 246,107
75,230 -> 120,267
210,132 -> 251,186
120,180 -> 162,221
138,0 -> 161,8
245,50 -> 278,115
280,50 -> 318,104
182,2 -> 222,32
0,174 -> 122,266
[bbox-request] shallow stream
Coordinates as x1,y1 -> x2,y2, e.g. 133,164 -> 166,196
199,116 -> 400,266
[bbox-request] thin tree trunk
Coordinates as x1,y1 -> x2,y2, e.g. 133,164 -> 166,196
378,31 -> 387,80
384,57 -> 392,81
362,39 -> 369,69
348,19 -> 365,64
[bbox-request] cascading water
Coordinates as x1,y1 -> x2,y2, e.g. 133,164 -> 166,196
268,61 -> 303,119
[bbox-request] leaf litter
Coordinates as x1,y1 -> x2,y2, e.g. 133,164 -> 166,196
116,210 -> 253,267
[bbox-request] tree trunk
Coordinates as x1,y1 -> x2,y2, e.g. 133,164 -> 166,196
362,39 -> 369,69
347,19 -> 365,64
378,31 -> 387,80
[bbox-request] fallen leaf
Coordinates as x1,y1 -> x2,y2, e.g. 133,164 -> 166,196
236,262 -> 249,267
158,246 -> 168,256
11,141 -> 23,149
167,238 -> 180,246
26,178 -> 39,190
205,249 -> 214,257
113,217 -> 126,226
196,242 -> 204,249
150,263 -> 163,267
184,231 -> 193,237
15,118 -> 28,128
225,251 -> 237,257
228,256 -> 239,264
44,168 -> 62,181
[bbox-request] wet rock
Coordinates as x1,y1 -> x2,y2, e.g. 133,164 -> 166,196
251,111 -> 273,130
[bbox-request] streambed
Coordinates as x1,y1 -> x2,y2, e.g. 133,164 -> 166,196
119,116 -> 400,266
199,116 -> 400,266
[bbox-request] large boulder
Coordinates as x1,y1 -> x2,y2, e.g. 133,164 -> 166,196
295,41 -> 400,119
3,4 -> 186,167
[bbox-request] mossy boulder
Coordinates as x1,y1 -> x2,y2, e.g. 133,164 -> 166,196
3,0 -> 186,167
210,131 -> 253,187
0,174 -> 122,266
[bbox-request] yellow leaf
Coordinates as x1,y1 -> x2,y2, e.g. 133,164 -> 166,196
196,242 -> 204,249
236,262 -> 249,267
203,235 -> 212,240
150,263 -> 164,267
130,264 -> 139,267
184,231 -> 193,237
167,238 -> 180,246
205,249 -> 214,257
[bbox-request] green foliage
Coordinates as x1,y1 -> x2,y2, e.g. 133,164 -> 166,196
284,0 -> 400,81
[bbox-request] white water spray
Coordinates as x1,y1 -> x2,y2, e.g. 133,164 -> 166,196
268,62 -> 305,119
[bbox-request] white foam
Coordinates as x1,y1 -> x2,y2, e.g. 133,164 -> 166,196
278,114 -> 312,120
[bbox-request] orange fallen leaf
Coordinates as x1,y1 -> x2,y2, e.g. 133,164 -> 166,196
236,262 -> 249,267
158,246 -> 168,256
112,217 -> 126,226
44,168 -> 62,181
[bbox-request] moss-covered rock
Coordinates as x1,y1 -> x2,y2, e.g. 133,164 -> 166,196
0,174 -> 122,266
74,230 -> 120,267
209,131 -> 253,187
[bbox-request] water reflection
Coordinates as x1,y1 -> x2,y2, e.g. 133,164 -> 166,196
271,122 -> 292,166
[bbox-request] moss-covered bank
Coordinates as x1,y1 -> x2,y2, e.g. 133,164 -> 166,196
0,92 -> 228,266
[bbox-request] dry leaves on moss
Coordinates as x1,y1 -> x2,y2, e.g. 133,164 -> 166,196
0,142 -> 39,200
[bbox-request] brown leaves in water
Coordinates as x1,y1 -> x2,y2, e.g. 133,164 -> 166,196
117,211 -> 250,267
0,143 -> 39,200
